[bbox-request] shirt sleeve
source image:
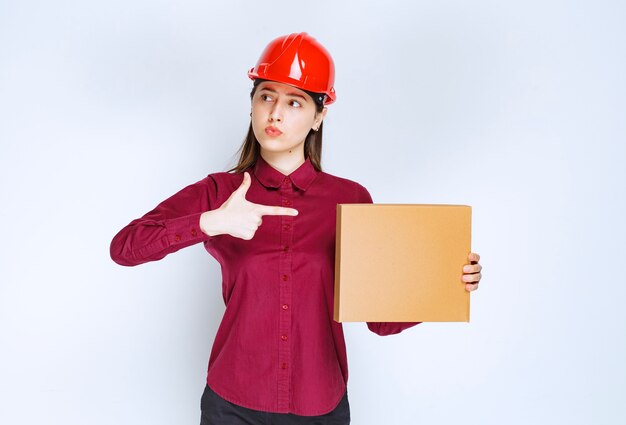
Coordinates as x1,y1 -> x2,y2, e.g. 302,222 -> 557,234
110,175 -> 218,266
353,182 -> 422,336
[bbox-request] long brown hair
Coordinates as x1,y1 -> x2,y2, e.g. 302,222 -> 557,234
228,80 -> 325,173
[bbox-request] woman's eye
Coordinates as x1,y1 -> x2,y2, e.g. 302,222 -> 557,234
290,100 -> 302,108
261,94 -> 273,102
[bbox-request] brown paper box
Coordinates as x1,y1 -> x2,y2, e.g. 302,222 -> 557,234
334,204 -> 472,322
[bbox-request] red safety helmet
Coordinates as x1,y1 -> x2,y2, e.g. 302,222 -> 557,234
248,32 -> 336,105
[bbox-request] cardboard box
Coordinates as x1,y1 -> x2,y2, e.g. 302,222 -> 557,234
334,204 -> 472,322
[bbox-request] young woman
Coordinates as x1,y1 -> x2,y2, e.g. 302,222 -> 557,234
110,32 -> 482,425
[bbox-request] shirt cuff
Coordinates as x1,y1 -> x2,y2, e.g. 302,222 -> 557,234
165,213 -> 210,246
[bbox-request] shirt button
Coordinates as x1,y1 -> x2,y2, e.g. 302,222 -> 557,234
281,304 -> 289,310
283,224 -> 291,231
281,274 -> 289,281
281,362 -> 288,369
191,228 -> 197,237
174,234 -> 181,242
283,177 -> 289,184
282,199 -> 292,206
281,335 -> 288,341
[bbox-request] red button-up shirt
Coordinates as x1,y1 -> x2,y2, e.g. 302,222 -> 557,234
110,156 -> 419,416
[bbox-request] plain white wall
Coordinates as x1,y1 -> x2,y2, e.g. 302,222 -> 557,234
1,0 -> 625,424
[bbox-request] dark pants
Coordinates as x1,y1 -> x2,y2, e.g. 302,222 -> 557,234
200,385 -> 351,425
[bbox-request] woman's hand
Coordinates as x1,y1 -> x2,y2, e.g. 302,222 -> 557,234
462,252 -> 482,292
200,172 -> 298,240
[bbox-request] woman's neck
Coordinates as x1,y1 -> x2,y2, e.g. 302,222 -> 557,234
260,150 -> 306,175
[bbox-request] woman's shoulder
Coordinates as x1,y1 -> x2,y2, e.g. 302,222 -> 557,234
206,170 -> 242,184
318,170 -> 372,203
200,170 -> 245,195
319,169 -> 368,189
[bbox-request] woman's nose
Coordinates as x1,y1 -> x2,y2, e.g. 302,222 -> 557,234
269,104 -> 282,122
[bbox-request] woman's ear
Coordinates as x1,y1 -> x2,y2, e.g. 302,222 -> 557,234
313,107 -> 328,131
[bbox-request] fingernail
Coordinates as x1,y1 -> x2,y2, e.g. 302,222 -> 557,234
463,266 -> 470,272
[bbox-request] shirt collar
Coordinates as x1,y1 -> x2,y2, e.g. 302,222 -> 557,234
253,156 -> 319,191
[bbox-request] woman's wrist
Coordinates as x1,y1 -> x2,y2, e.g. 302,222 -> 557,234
200,209 -> 226,237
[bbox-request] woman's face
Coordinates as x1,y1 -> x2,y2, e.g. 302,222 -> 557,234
251,81 -> 326,158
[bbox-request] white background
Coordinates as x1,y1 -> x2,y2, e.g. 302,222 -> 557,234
1,1 -> 625,424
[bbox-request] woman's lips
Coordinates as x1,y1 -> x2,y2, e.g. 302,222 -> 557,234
265,126 -> 283,137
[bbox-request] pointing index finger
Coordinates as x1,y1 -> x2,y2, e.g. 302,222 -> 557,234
256,204 -> 299,217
